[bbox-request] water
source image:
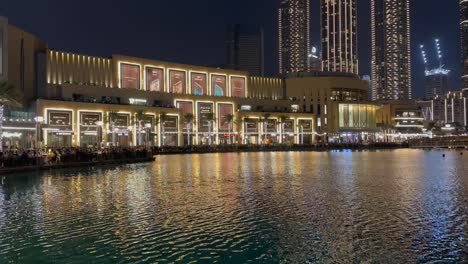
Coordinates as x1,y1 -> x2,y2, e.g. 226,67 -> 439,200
0,149 -> 466,263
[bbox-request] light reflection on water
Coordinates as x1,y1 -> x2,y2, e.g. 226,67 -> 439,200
0,149 -> 466,263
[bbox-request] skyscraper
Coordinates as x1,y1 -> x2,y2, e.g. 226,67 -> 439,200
461,0 -> 468,88
321,0 -> 358,74
421,39 -> 450,99
424,71 -> 449,99
226,24 -> 265,76
308,46 -> 322,71
279,0 -> 310,75
371,0 -> 411,101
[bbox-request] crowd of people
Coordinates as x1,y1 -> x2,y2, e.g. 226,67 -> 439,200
0,142 -> 410,168
0,147 -> 152,168
150,142 -> 406,154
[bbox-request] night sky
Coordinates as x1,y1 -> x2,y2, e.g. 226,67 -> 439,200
1,0 -> 461,98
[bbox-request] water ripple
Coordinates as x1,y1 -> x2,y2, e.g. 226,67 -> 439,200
0,150 -> 467,263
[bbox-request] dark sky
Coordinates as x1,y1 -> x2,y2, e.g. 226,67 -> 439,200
1,0 -> 461,98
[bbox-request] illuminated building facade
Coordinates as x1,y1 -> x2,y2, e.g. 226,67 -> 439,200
321,0 -> 358,74
461,0 -> 468,88
371,0 -> 411,101
0,17 -> 319,148
279,0 -> 311,74
419,90 -> 468,127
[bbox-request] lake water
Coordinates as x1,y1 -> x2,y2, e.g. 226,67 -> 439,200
0,150 -> 467,263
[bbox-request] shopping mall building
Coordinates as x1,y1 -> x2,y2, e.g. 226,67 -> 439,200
0,17 -> 377,148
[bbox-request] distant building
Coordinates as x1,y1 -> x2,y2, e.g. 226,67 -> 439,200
321,0 -> 358,74
376,101 -> 424,135
371,0 -> 412,101
417,90 -> 468,127
279,0 -> 311,74
461,0 -> 468,88
225,24 -> 264,77
424,69 -> 449,99
419,39 -> 450,99
308,46 -> 321,72
362,75 -> 372,99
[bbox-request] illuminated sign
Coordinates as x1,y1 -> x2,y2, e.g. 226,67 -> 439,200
298,120 -> 312,131
129,98 -> 147,105
142,115 -> 154,127
48,111 -> 72,126
211,75 -> 227,97
244,118 -> 258,133
231,77 -> 246,98
2,132 -> 22,138
113,114 -> 130,127
240,105 -> 252,111
169,70 -> 186,94
120,63 -> 140,89
266,119 -> 277,133
146,67 -> 164,92
176,101 -> 193,114
164,116 -> 178,131
197,102 -> 213,132
218,104 -> 234,131
191,73 -> 207,95
283,120 -> 294,132
80,112 -> 102,126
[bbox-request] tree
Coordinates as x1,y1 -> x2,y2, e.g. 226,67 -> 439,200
182,113 -> 195,145
134,109 -> 145,146
278,115 -> 289,144
0,81 -> 23,151
260,113 -> 271,144
104,111 -> 119,146
159,112 -> 169,146
205,112 -> 216,145
223,114 -> 235,144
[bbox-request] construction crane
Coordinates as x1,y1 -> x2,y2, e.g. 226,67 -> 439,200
434,38 -> 443,68
420,44 -> 429,73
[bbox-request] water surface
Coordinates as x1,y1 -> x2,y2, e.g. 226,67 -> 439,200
0,150 -> 467,263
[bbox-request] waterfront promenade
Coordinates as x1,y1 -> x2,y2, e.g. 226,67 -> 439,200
0,147 -> 154,175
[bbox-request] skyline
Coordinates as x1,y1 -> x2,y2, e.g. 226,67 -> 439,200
1,0 -> 461,98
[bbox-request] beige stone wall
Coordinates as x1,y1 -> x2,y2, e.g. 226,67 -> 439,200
7,24 -> 47,104
47,50 -> 114,88
248,76 -> 284,99
36,98 -> 315,147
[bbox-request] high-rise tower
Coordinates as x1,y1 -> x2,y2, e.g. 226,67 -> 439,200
321,0 -> 358,74
371,0 -> 411,101
461,0 -> 468,88
226,24 -> 265,76
279,0 -> 311,75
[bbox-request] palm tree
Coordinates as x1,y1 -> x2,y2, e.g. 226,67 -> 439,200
104,111 -> 119,146
278,115 -> 289,144
159,112 -> 169,146
205,112 -> 216,145
182,113 -> 195,145
223,114 -> 235,144
134,109 -> 145,146
260,113 -> 271,144
0,81 -> 22,151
